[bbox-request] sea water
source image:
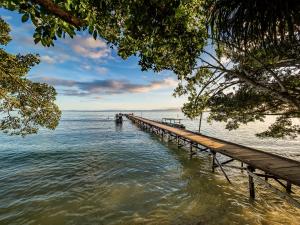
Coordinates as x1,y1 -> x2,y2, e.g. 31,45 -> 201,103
0,111 -> 299,225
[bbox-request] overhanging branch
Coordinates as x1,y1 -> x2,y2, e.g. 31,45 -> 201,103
30,0 -> 84,27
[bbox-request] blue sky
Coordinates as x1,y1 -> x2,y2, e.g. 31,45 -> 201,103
1,9 -> 186,110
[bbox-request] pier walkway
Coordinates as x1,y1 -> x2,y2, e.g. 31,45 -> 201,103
126,114 -> 300,206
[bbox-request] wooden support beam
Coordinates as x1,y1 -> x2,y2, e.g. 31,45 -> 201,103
213,158 -> 235,168
221,158 -> 235,166
189,142 -> 195,158
247,166 -> 255,199
198,147 -> 209,152
253,173 -> 278,179
212,151 -> 216,172
286,182 -> 292,194
222,165 -> 247,170
214,155 -> 231,184
273,179 -> 294,194
265,171 -> 268,181
247,170 -> 300,209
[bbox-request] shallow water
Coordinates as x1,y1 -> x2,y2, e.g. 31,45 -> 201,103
0,111 -> 299,225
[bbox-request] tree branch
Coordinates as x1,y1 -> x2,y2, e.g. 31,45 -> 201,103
200,51 -> 300,110
30,0 -> 84,27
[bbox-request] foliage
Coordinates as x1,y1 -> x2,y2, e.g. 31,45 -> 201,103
175,40 -> 300,139
0,18 -> 61,136
1,0 -> 207,76
173,0 -> 300,139
1,0 -> 300,138
207,0 -> 300,48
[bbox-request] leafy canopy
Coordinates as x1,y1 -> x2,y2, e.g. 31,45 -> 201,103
175,0 -> 300,138
0,0 -> 207,135
1,0 -> 300,138
1,0 -> 207,76
0,18 -> 61,136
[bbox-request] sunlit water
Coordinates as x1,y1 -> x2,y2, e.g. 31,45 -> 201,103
0,111 -> 299,225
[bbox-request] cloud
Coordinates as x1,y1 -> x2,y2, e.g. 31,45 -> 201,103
95,67 -> 108,75
2,15 -> 12,21
35,77 -> 178,97
41,55 -> 56,64
80,64 -> 108,75
81,64 -> 92,70
39,77 -> 76,87
40,54 -> 72,64
127,78 -> 178,93
72,36 -> 110,59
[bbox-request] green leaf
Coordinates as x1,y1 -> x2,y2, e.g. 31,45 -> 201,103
21,14 -> 29,23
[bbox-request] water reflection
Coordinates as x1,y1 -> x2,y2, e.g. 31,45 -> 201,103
115,122 -> 123,132
0,111 -> 299,225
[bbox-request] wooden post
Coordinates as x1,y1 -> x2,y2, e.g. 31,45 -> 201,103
286,181 -> 292,194
189,142 -> 193,158
248,166 -> 255,199
212,151 -> 216,172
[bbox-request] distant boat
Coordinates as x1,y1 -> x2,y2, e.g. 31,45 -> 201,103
115,113 -> 123,124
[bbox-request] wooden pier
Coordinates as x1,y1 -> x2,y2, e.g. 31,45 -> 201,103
126,114 -> 300,207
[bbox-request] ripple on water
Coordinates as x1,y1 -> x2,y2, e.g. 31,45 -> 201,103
0,111 -> 299,225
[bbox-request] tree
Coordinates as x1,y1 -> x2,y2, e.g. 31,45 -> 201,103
1,0 -> 207,76
174,0 -> 300,138
207,0 -> 300,48
0,0 -> 207,135
174,42 -> 300,138
1,0 -> 300,138
0,18 -> 61,136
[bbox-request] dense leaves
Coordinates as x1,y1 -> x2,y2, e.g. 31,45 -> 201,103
1,0 -> 207,76
175,40 -> 300,138
1,0 -> 300,138
0,18 -> 61,136
207,0 -> 300,48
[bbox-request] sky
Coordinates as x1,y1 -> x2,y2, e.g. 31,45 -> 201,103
1,9 -> 186,110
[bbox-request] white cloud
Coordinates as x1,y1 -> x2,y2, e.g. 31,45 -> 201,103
2,16 -> 12,21
79,37 -> 107,48
95,67 -> 108,75
72,36 -> 110,59
41,55 -> 56,64
34,77 -> 178,96
81,64 -> 92,70
40,54 -> 72,64
129,78 -> 178,93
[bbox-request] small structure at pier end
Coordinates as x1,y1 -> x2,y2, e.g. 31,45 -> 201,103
162,118 -> 185,129
115,113 -> 123,124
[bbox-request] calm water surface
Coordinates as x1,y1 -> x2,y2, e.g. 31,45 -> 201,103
0,111 -> 299,225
